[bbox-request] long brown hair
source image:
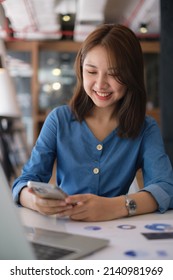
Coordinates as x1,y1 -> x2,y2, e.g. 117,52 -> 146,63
69,24 -> 146,138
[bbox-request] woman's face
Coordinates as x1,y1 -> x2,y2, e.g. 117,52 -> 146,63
82,45 -> 126,109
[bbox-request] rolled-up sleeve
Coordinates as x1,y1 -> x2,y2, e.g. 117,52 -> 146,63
139,118 -> 173,212
141,184 -> 172,213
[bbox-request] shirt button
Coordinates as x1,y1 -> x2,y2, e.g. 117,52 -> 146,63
96,144 -> 103,151
93,168 -> 99,174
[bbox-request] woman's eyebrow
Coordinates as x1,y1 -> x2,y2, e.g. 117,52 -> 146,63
84,63 -> 97,68
84,64 -> 117,71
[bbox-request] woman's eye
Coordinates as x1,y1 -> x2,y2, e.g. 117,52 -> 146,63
88,71 -> 97,74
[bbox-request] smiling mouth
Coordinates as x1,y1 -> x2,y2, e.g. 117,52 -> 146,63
94,90 -> 112,97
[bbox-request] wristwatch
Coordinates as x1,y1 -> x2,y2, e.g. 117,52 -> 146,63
125,195 -> 137,216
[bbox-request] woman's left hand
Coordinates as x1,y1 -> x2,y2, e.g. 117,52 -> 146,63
58,194 -> 116,222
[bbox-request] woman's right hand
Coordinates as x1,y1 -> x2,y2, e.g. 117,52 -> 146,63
20,187 -> 73,215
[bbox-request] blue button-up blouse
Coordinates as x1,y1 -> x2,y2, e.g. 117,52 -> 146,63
12,105 -> 173,212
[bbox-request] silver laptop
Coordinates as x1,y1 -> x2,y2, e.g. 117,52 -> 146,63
0,164 -> 109,260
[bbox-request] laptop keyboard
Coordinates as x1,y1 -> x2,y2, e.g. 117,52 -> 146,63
31,242 -> 75,260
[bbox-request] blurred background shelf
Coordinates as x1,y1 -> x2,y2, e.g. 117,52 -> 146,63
5,40 -> 160,146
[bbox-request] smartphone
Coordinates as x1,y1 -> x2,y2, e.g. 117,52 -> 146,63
27,181 -> 68,200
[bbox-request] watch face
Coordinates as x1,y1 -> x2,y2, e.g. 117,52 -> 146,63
125,196 -> 137,216
129,200 -> 137,211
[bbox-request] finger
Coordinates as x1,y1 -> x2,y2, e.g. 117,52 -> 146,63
58,203 -> 86,217
65,194 -> 90,205
34,197 -> 67,207
36,204 -> 73,216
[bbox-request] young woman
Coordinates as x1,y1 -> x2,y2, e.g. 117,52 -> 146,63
12,24 -> 173,221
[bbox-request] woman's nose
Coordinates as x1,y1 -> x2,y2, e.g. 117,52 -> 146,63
95,74 -> 108,90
